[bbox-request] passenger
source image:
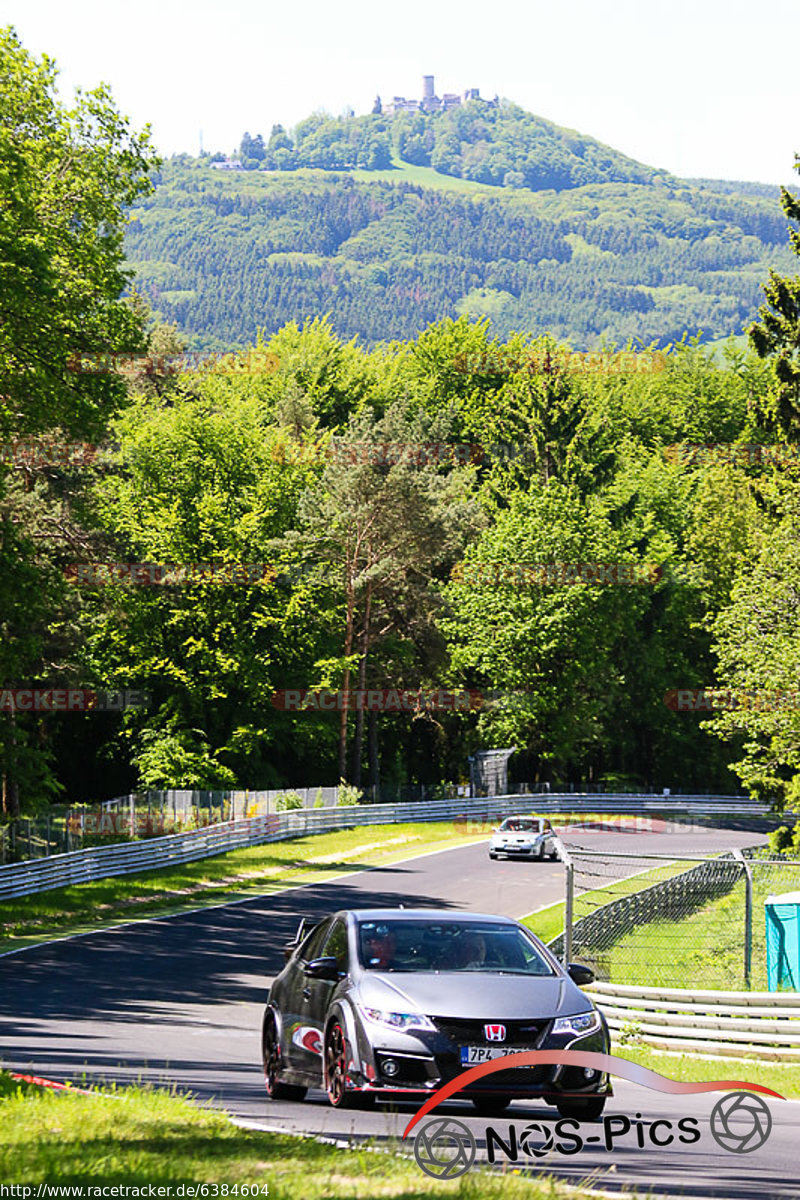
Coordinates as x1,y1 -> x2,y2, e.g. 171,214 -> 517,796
456,932 -> 488,969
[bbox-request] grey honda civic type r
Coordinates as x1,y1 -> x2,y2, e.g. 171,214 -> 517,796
262,907 -> 611,1118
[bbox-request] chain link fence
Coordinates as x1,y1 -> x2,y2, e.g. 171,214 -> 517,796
554,845 -> 800,990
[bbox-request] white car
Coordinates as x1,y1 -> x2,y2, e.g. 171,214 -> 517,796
489,815 -> 559,861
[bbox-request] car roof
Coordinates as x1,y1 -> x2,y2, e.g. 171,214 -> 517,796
347,909 -> 521,923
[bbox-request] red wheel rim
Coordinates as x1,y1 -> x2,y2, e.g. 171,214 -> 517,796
326,1024 -> 348,1106
264,1013 -> 281,1095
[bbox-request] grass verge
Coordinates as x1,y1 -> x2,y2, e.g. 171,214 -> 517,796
0,1072 -> 584,1197
610,1042 -> 800,1099
1,823 -> 484,955
520,901 -> 565,946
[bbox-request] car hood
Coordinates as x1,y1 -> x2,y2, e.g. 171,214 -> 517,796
356,972 -> 588,1018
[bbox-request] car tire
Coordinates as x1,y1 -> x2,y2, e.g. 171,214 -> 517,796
549,846 -> 559,861
471,1096 -> 512,1116
324,1021 -> 369,1110
489,852 -> 498,859
555,1096 -> 607,1121
535,843 -> 544,861
262,1010 -> 307,1102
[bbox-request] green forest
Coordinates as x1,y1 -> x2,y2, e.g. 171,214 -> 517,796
125,156 -> 795,351
5,25 -> 800,818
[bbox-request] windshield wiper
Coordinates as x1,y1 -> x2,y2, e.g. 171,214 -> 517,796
491,969 -> 552,976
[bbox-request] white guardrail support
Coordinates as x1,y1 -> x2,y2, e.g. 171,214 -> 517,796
0,792 -> 767,902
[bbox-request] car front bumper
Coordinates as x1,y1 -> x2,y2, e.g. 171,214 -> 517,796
349,1022 -> 611,1100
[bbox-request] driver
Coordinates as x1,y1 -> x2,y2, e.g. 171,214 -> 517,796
363,926 -> 396,969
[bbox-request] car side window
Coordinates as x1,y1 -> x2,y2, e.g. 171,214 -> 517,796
322,920 -> 349,973
298,919 -> 331,962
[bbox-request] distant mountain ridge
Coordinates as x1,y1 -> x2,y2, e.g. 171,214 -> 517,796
125,100 -> 796,351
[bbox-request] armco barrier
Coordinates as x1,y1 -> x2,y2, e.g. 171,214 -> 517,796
590,980 -> 800,1059
0,793 -> 764,901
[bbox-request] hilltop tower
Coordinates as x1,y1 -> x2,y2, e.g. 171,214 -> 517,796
423,75 -> 435,101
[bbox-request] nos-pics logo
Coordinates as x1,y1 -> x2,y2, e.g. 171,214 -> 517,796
404,1051 -> 781,1180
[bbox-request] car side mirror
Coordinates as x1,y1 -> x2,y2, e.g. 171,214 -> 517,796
567,963 -> 595,986
304,955 -> 340,981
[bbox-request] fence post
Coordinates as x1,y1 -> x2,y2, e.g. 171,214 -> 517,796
565,861 -> 574,966
555,837 -> 574,966
733,849 -> 753,988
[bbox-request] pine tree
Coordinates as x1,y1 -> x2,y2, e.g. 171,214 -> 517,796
749,161 -> 800,432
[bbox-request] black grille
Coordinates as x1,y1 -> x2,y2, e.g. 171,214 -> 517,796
431,1017 -> 550,1047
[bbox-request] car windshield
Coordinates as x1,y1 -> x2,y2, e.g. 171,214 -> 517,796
499,818 -> 539,832
357,919 -> 555,975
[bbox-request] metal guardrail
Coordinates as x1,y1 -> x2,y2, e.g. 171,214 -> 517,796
2,787 -> 764,864
590,980 -> 800,1059
0,792 -> 764,902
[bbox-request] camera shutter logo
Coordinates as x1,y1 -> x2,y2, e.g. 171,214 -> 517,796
519,1121 -> 555,1158
709,1092 -> 772,1154
414,1117 -> 476,1179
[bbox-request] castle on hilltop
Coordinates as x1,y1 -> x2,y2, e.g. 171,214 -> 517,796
378,76 -> 497,117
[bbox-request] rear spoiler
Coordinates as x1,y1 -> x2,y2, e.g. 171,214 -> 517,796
284,917 -> 311,961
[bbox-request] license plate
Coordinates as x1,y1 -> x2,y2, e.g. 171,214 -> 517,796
460,1045 -> 525,1064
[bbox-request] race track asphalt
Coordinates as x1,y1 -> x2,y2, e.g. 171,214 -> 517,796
1,824 -> 795,1199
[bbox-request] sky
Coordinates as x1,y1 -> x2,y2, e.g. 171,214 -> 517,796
3,0 -> 799,186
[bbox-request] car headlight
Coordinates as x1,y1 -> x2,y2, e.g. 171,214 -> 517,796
552,1010 -> 602,1036
359,1006 -> 435,1031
